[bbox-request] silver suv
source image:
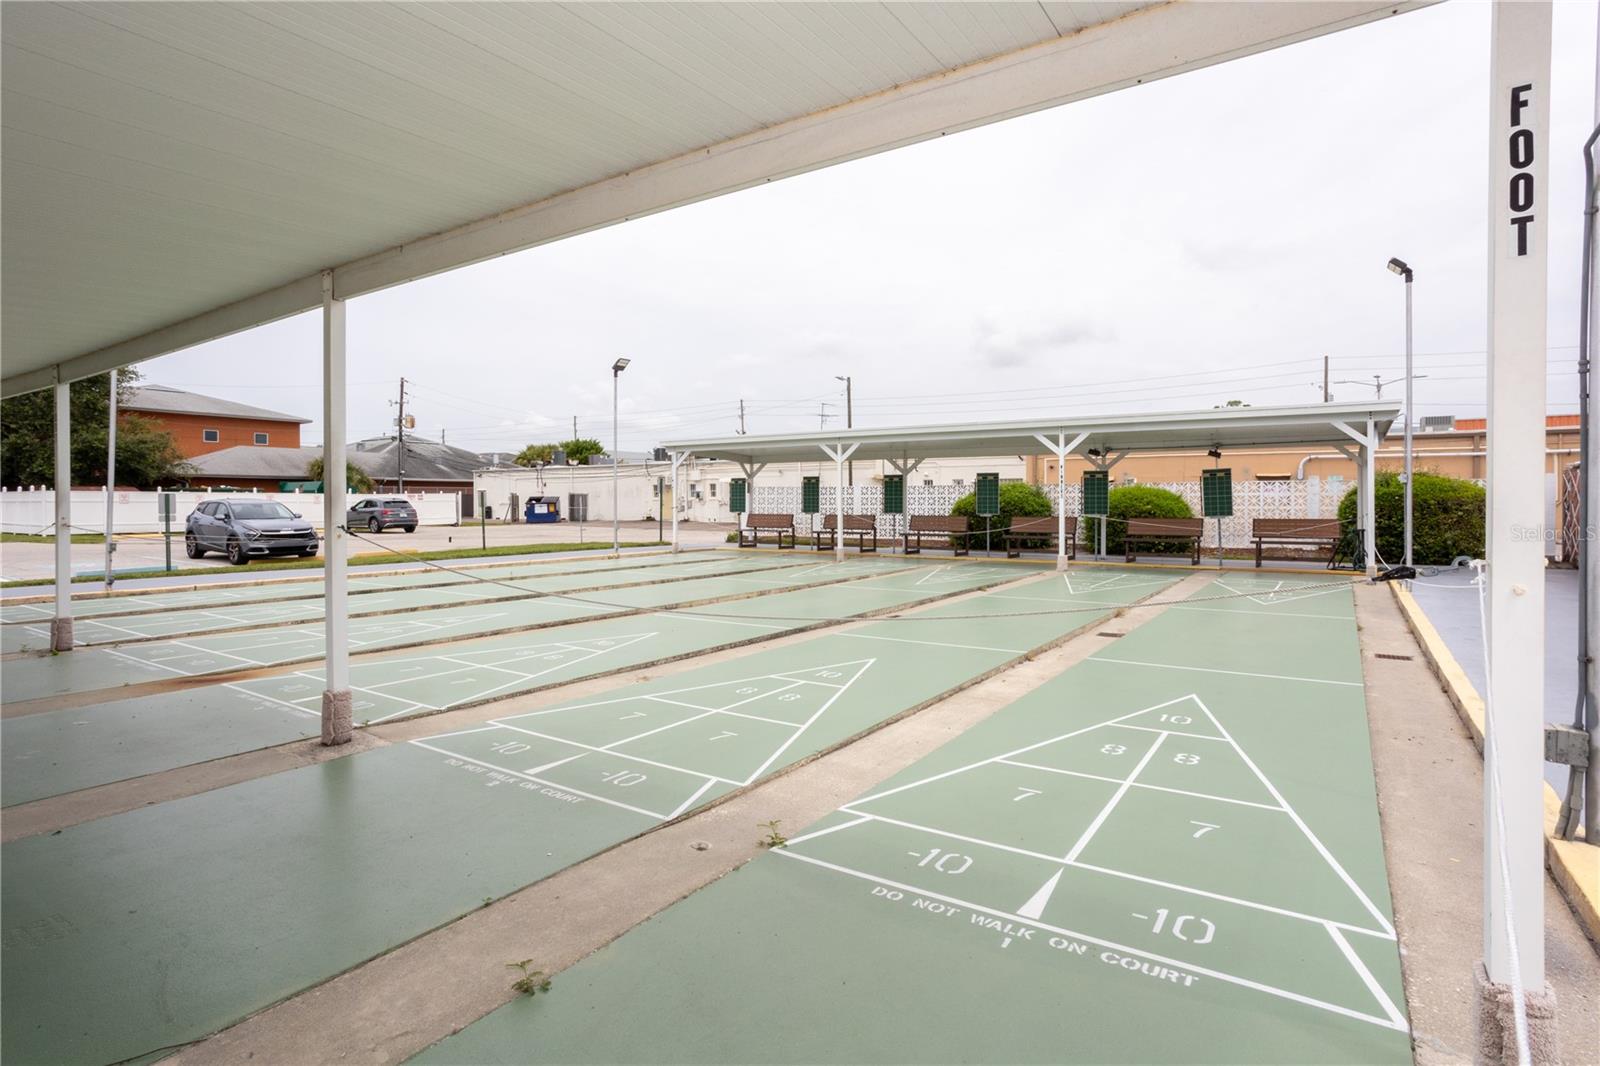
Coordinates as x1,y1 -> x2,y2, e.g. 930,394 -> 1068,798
348,498 -> 418,533
186,499 -> 319,565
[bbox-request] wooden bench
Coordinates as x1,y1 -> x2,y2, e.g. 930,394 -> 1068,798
1124,517 -> 1205,565
1251,518 -> 1342,568
738,513 -> 796,549
905,515 -> 971,556
815,513 -> 878,552
1004,515 -> 1077,559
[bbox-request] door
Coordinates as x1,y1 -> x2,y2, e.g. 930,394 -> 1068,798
206,504 -> 231,548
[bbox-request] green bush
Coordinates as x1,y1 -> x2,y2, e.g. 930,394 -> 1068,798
1086,485 -> 1194,556
950,482 -> 1054,550
1337,470 -> 1484,565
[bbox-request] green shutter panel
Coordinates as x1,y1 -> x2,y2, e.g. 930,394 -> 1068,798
730,478 -> 747,514
801,476 -> 820,514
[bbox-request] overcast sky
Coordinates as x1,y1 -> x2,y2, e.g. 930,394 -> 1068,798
142,1 -> 1599,456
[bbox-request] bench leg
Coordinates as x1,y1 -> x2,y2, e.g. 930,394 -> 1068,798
905,534 -> 920,555
1256,540 -> 1263,568
1191,539 -> 1200,566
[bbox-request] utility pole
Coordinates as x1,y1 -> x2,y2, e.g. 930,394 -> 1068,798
392,376 -> 409,492
738,399 -> 746,435
573,415 -> 578,442
1323,356 -> 1331,402
818,402 -> 835,430
835,375 -> 854,485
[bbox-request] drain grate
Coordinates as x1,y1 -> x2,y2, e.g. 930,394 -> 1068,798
1374,652 -> 1414,662
1096,631 -> 1124,638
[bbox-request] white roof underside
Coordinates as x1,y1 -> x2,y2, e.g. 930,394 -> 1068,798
1,1 -> 1423,396
662,401 -> 1402,464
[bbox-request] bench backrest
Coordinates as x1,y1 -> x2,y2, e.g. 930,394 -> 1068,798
1251,518 -> 1341,539
910,515 -> 969,534
820,514 -> 876,531
744,513 -> 794,530
1125,517 -> 1204,537
1008,516 -> 1075,535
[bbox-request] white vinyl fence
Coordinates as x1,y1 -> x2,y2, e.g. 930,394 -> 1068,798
749,475 -> 1354,550
0,488 -> 462,536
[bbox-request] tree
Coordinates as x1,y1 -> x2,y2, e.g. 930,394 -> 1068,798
305,455 -> 376,494
1088,484 -> 1194,555
558,438 -> 607,465
950,482 -> 1053,550
0,366 -> 190,489
515,443 -> 558,467
1337,470 -> 1484,565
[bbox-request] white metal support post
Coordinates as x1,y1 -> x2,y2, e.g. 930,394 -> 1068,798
104,369 -> 117,589
1034,431 -> 1089,570
820,443 -> 858,562
1479,5 -> 1555,1059
1330,423 -> 1379,578
888,456 -> 924,553
320,271 -> 352,746
51,370 -> 72,652
670,451 -> 690,553
738,460 -> 766,541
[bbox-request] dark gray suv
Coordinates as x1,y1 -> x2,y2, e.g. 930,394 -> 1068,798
347,497 -> 418,533
186,499 -> 319,564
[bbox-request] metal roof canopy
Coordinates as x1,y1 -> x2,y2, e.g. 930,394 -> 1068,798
1,0 -> 1425,398
662,401 -> 1402,465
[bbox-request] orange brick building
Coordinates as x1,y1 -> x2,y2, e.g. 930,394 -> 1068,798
123,385 -> 309,458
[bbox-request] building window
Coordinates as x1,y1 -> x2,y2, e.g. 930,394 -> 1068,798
202,429 -> 220,443
253,432 -> 269,445
709,482 -> 717,497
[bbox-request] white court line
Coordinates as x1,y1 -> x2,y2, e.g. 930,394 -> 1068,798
841,633 -> 1028,655
499,658 -> 866,721
1327,923 -> 1409,1026
737,659 -> 873,785
784,814 -> 873,847
1191,695 -> 1397,939
1212,579 -> 1352,608
1017,869 -> 1063,920
993,759 -> 1286,812
407,740 -> 668,820
667,778 -> 720,819
643,681 -> 804,716
1109,723 -> 1228,743
1169,605 -> 1349,621
772,850 -> 1407,1033
1088,657 -> 1363,688
220,682 -> 324,721
850,694 -> 1194,807
486,723 -> 745,786
1062,732 -> 1166,862
834,808 -> 1065,865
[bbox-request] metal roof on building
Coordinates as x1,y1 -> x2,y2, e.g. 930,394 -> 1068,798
662,401 -> 1402,464
123,384 -> 310,424
187,436 -> 482,484
1,1 -> 1422,397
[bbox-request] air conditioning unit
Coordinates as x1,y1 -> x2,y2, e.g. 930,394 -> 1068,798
1419,415 -> 1456,433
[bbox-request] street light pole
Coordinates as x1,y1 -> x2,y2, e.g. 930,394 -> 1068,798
611,358 -> 630,555
1389,257 -> 1415,567
835,375 -> 853,486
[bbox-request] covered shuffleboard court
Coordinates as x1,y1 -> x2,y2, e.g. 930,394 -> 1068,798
0,550 -> 814,651
1,560 -> 1038,808
413,571 -> 1408,1065
0,554 -> 932,701
0,548 -> 730,625
0,567 -> 1181,1066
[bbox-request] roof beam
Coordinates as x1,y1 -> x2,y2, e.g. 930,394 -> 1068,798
2,0 -> 1426,398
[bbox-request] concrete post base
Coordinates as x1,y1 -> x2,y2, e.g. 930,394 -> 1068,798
1475,961 -> 1559,1064
1055,557 -> 1070,572
49,618 -> 73,652
320,689 -> 353,746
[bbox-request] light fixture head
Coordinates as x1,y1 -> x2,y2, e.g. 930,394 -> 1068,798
612,357 -> 631,373
1086,448 -> 1102,459
1387,257 -> 1412,279
1207,447 -> 1223,460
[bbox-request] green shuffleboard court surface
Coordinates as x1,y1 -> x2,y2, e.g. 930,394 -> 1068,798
0,553 -> 816,654
414,571 -> 1407,1065
1,560 -> 1024,808
0,555 -> 939,702
0,568 -> 1179,1065
0,549 -> 721,626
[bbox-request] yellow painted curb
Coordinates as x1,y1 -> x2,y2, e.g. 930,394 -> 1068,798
1391,583 -> 1600,948
728,543 -> 1355,579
